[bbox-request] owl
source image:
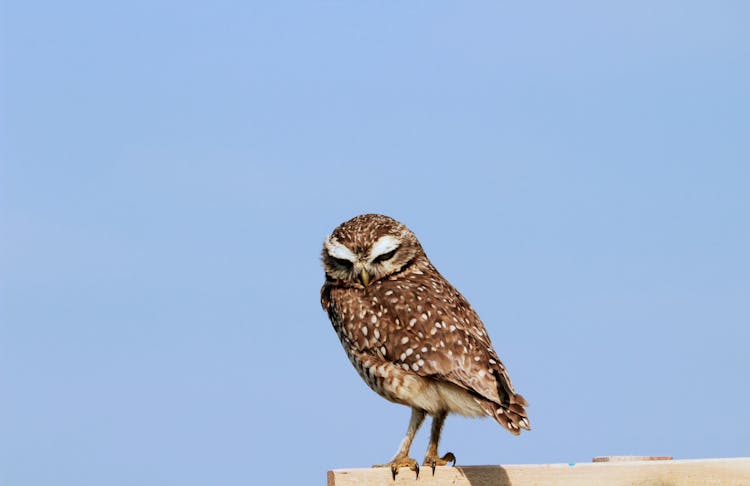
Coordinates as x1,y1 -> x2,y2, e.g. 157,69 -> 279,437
320,214 -> 529,478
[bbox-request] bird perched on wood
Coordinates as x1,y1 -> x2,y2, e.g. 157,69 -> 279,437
320,214 -> 529,479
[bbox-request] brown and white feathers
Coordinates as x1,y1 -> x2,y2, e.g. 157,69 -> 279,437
320,214 -> 530,435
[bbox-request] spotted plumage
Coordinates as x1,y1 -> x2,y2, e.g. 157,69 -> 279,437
320,214 -> 529,476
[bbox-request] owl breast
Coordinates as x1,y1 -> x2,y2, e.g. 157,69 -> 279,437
325,291 -> 401,402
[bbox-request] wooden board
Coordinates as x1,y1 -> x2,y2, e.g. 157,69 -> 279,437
592,455 -> 673,462
328,457 -> 750,486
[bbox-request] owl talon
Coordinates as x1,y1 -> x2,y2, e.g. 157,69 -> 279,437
374,456 -> 420,480
424,451 -> 456,475
443,452 -> 457,466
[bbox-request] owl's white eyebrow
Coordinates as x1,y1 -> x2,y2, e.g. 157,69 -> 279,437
369,235 -> 400,260
325,238 -> 357,261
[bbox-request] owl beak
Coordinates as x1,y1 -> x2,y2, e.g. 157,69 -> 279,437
359,268 -> 371,287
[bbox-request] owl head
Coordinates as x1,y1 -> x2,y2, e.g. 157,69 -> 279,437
322,214 -> 425,288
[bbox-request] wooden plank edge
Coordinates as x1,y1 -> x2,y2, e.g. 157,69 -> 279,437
328,457 -> 750,486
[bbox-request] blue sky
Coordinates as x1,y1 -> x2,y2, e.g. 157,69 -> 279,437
1,1 -> 749,484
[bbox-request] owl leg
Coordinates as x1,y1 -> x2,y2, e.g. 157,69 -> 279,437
373,407 -> 425,479
423,412 -> 457,475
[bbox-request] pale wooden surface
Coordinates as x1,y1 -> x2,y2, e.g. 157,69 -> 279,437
592,455 -> 673,462
328,457 -> 750,486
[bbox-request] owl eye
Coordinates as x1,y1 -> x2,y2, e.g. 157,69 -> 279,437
332,256 -> 354,269
372,248 -> 397,264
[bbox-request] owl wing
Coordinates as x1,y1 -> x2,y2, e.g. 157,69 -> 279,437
380,275 -> 525,412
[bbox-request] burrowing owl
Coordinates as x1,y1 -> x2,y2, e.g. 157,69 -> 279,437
320,214 -> 529,478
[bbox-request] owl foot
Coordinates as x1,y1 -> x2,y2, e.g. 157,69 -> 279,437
423,452 -> 456,475
373,456 -> 420,480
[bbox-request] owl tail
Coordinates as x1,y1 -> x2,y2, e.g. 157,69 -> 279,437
484,393 -> 530,435
482,367 -> 530,435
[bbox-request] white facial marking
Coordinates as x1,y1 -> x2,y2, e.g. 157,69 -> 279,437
325,238 -> 357,261
368,235 -> 400,261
